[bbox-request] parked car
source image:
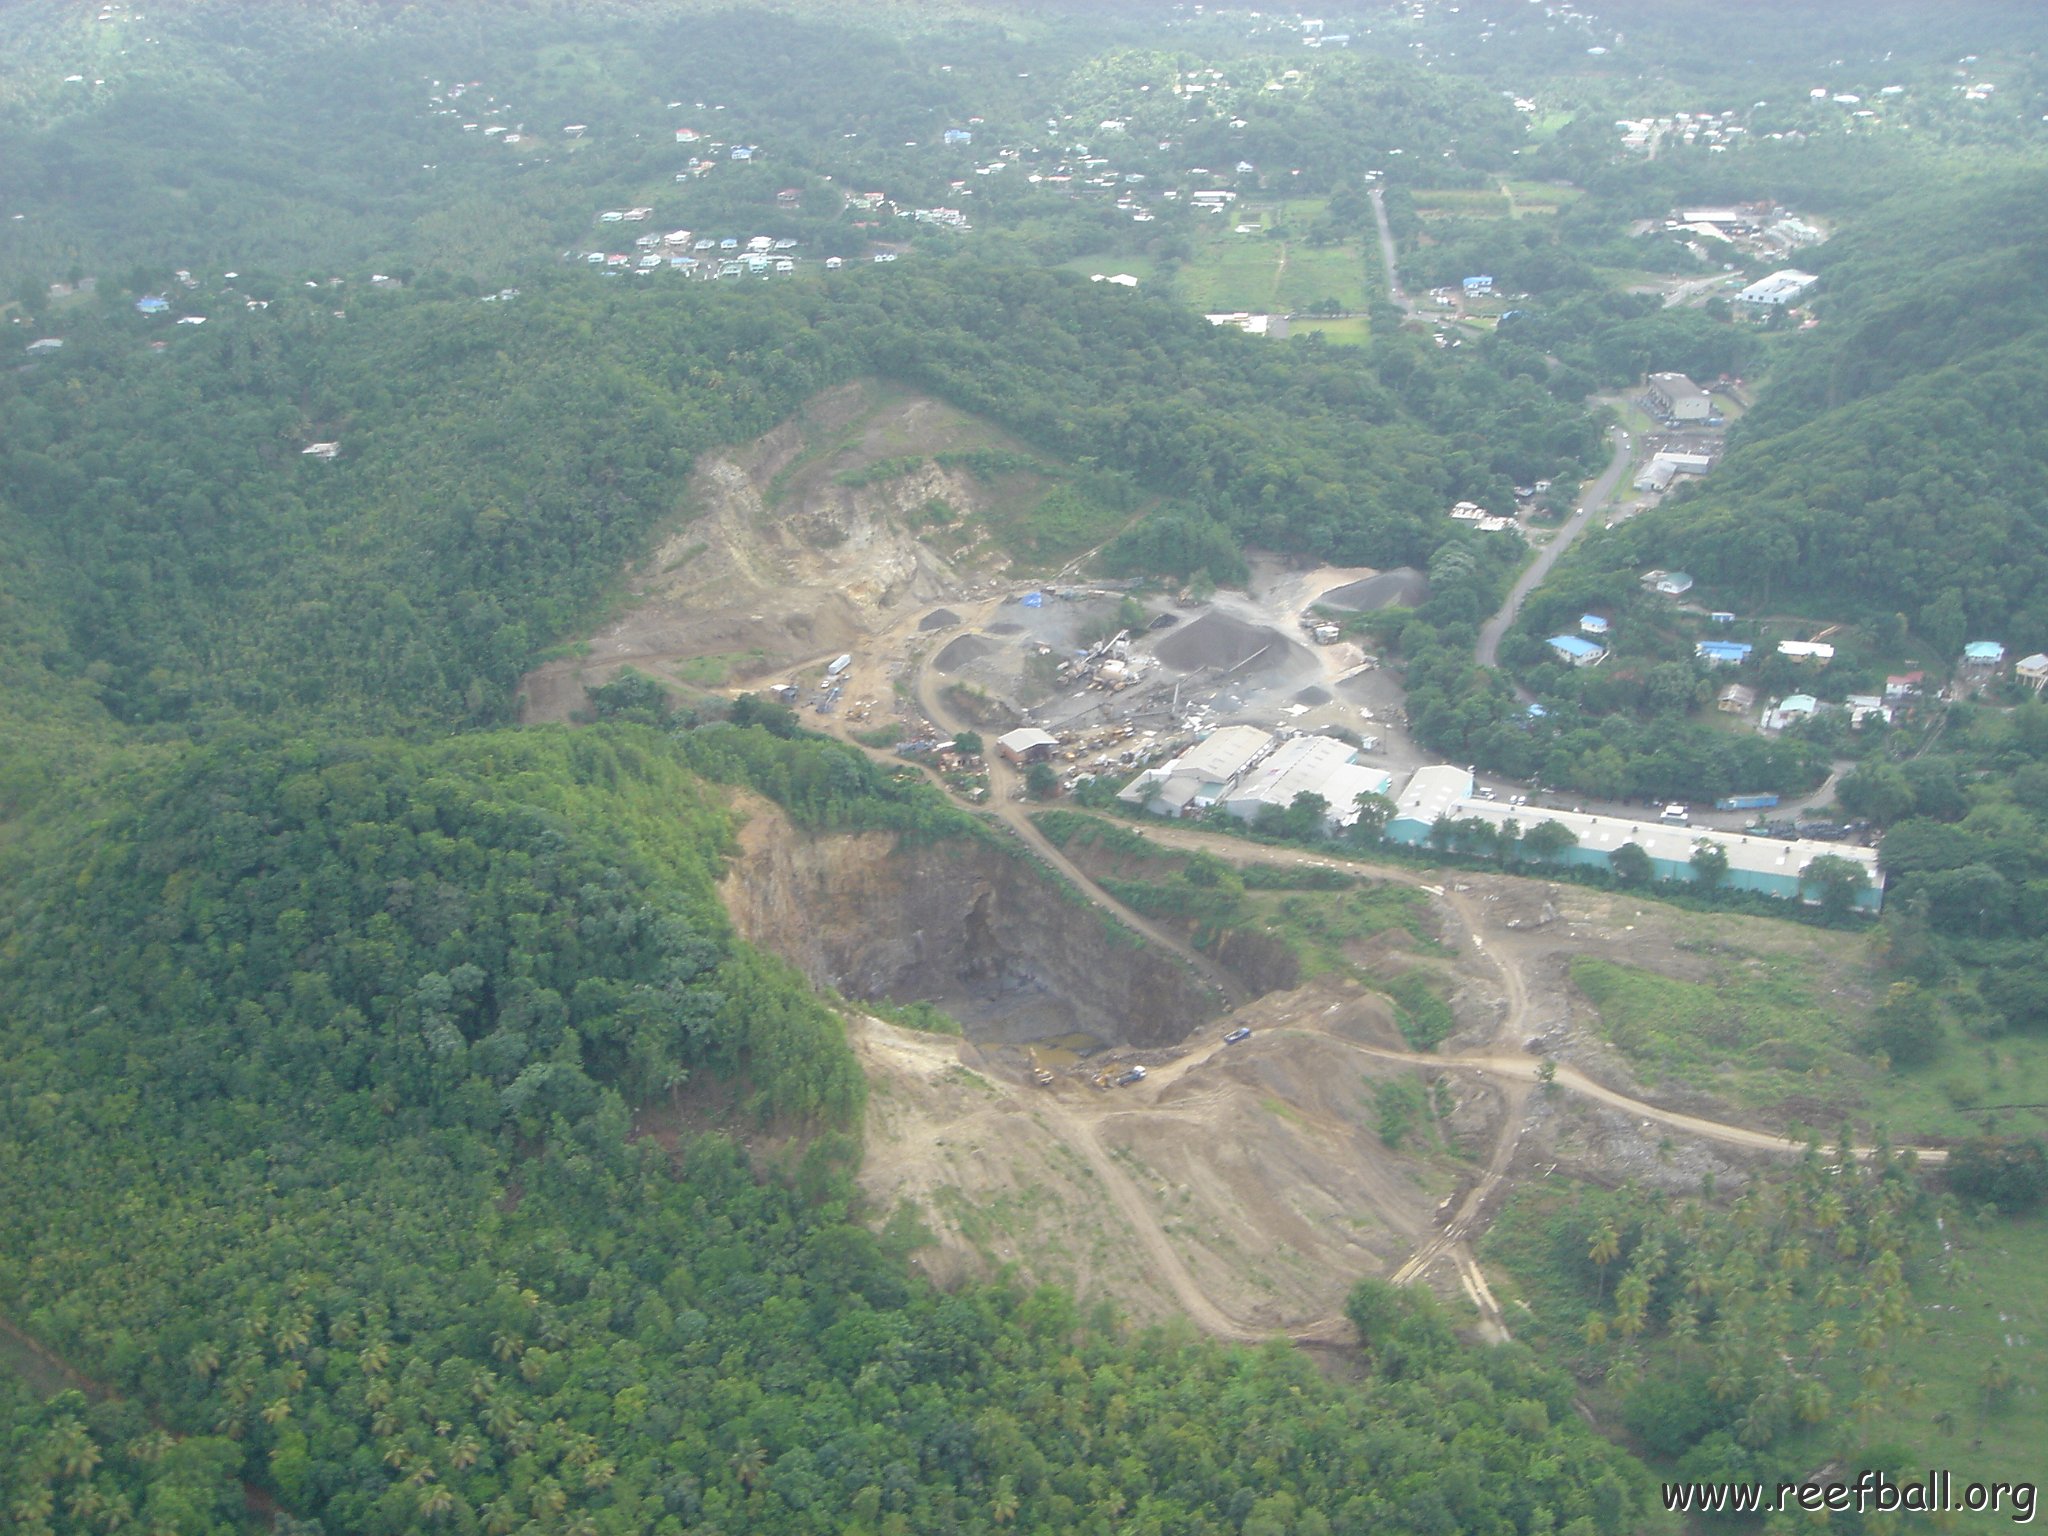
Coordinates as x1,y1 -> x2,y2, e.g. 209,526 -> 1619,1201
1115,1066 -> 1148,1087
1223,1027 -> 1252,1044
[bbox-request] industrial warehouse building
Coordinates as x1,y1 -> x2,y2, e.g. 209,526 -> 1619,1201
1644,372 -> 1713,422
1738,269 -> 1819,307
1384,767 -> 1883,911
1119,727 -> 1389,829
1117,725 -> 1275,818
1220,734 -> 1392,830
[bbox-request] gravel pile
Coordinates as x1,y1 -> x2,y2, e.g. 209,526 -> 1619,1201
1316,567 -> 1430,612
933,633 -> 1001,673
1155,610 -> 1288,674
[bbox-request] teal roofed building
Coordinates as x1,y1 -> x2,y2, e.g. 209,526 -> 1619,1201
1963,641 -> 2005,668
1381,761 -> 1882,911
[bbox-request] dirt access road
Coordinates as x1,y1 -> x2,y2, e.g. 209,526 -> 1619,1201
830,668 -> 1943,1342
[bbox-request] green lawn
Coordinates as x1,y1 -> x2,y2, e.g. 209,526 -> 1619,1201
1289,315 -> 1371,344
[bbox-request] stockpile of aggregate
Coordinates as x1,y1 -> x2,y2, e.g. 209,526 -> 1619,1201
933,633 -> 1001,673
1156,612 -> 1288,674
1316,568 -> 1430,611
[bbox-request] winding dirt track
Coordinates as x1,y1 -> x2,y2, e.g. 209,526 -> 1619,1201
823,620 -> 1948,1346
1029,1091 -> 1266,1342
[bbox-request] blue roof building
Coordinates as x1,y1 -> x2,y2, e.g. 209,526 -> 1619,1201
1462,274 -> 1494,295
1963,640 -> 2005,667
1695,640 -> 1753,666
1547,634 -> 1606,667
135,295 -> 170,314
1579,614 -> 1610,636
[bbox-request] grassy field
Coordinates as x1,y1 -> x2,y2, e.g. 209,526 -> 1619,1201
1501,178 -> 1584,215
1570,954 -> 2048,1142
1053,252 -> 1162,285
971,483 -> 1137,565
1411,188 -> 1513,218
1170,197 -> 1372,314
667,650 -> 768,687
1288,315 -> 1370,344
1174,241 -> 1370,314
1875,1214 -> 2048,1479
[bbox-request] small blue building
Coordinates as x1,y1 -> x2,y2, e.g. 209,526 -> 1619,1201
1462,274 -> 1495,296
135,295 -> 170,315
1579,614 -> 1610,637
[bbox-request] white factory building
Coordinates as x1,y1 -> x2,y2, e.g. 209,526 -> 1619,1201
1120,727 -> 1389,829
1738,269 -> 1819,308
1220,734 -> 1393,829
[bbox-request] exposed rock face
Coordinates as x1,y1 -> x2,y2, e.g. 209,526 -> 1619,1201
518,381 -> 1022,722
721,801 -> 1218,1048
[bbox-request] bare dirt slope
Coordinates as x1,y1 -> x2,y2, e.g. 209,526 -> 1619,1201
520,379 -> 1033,721
849,979 -> 1461,1335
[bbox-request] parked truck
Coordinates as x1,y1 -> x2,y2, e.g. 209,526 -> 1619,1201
1714,793 -> 1780,811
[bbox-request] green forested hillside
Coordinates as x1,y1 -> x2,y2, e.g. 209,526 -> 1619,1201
0,260 -> 1591,748
0,10 -> 1654,1527
12,2 -> 2048,1528
0,726 -> 1657,1534
1641,170 -> 2048,642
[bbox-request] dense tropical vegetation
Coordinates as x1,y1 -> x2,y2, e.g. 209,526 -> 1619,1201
6,0 -> 2048,1525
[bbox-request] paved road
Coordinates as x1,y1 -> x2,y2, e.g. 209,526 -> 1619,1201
1368,186 -> 1417,320
1475,422 -> 1634,679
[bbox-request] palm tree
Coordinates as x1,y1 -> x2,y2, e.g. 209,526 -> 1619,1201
1588,1218 -> 1620,1302
1793,1379 -> 1832,1424
730,1439 -> 768,1491
415,1486 -> 458,1523
990,1477 -> 1020,1527
48,1419 -> 100,1481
